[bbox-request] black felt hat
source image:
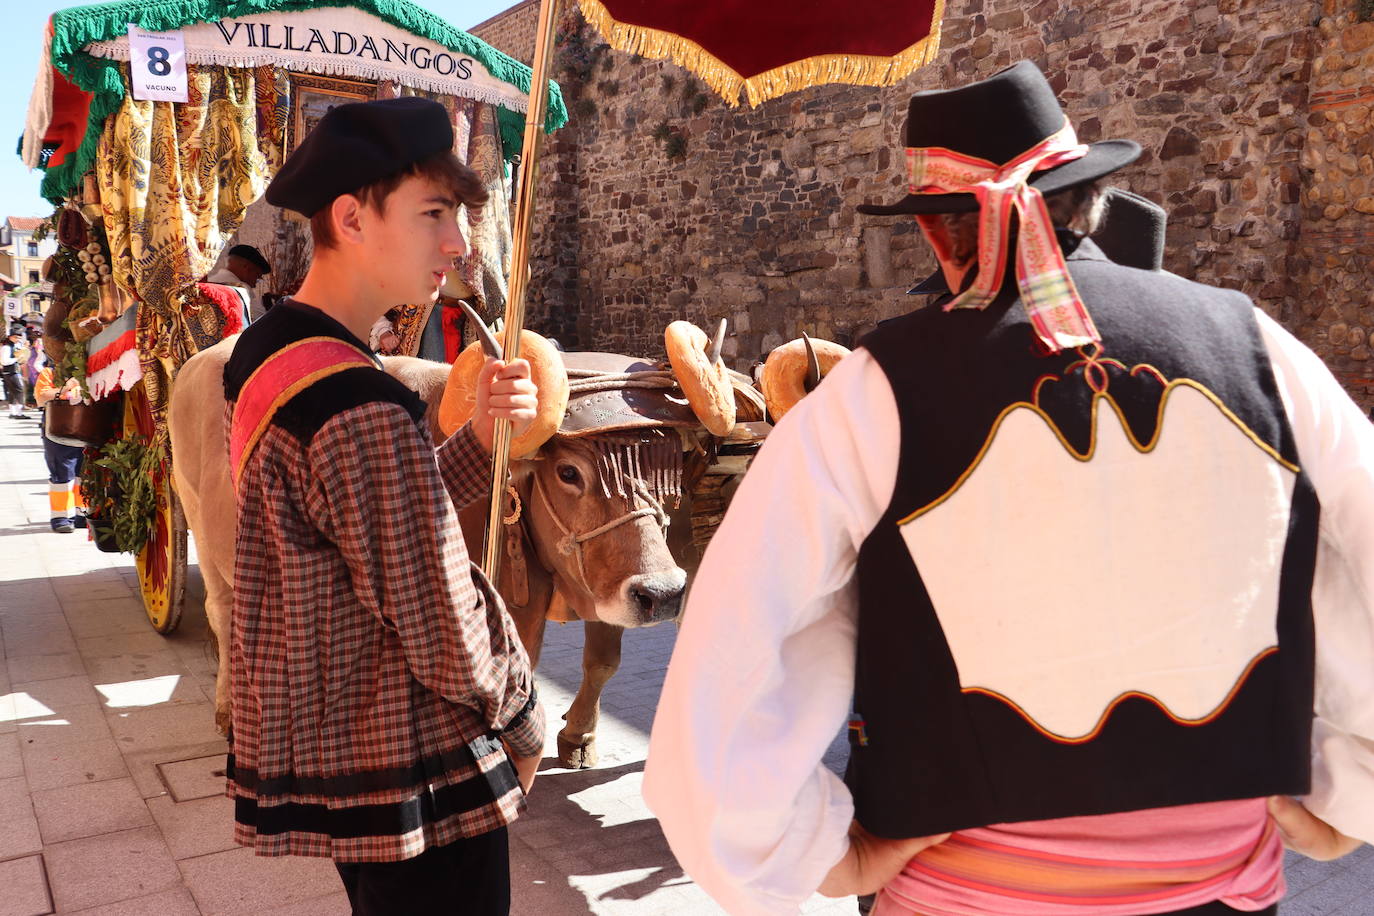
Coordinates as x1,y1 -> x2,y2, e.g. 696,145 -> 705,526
266,97 -> 455,217
858,61 -> 1141,216
227,244 -> 271,275
1091,187 -> 1166,272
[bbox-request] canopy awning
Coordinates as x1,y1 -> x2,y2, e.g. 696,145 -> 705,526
22,0 -> 567,200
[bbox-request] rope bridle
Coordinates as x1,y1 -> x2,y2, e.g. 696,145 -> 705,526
504,364 -> 681,598
528,469 -> 669,597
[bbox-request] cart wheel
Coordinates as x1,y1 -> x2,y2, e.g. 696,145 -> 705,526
136,472 -> 187,634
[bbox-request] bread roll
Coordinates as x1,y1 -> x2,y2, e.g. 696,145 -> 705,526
438,330 -> 569,458
666,320 -> 736,437
759,337 -> 851,421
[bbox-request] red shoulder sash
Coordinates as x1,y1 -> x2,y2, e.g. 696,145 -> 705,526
229,336 -> 375,490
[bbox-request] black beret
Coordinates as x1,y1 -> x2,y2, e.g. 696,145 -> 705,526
266,97 -> 455,217
227,244 -> 271,274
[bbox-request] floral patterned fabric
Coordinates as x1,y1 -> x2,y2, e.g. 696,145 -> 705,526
96,63 -> 289,423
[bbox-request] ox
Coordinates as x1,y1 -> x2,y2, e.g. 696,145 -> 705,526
169,335 -> 755,767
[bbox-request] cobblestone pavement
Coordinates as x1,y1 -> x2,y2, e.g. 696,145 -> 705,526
1,413 -> 1371,914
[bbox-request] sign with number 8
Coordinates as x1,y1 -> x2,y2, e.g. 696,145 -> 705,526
128,25 -> 189,103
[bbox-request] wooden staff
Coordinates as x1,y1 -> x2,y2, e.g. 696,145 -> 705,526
483,0 -> 563,579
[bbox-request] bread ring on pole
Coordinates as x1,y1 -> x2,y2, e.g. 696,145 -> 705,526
438,330 -> 569,458
759,335 -> 851,422
666,319 -> 736,437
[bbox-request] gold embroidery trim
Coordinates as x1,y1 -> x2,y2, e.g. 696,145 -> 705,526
962,646 -> 1280,745
897,376 -> 1301,526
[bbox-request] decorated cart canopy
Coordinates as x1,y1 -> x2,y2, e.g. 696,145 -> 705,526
25,0 -> 567,198
22,0 -> 565,403
19,0 -> 566,632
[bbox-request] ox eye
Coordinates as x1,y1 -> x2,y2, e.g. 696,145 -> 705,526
557,465 -> 582,486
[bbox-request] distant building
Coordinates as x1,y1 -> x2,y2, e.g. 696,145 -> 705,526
0,216 -> 56,319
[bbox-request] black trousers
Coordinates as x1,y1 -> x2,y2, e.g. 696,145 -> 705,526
3,370 -> 23,408
335,827 -> 510,916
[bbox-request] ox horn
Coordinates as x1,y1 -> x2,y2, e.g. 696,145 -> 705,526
707,318 -> 727,365
802,333 -> 821,393
456,299 -> 503,361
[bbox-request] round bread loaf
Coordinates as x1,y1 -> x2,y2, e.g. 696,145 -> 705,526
759,336 -> 851,421
438,330 -> 569,458
665,320 -> 736,437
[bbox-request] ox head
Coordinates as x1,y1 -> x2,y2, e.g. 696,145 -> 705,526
438,314 -> 693,629
515,433 -> 687,627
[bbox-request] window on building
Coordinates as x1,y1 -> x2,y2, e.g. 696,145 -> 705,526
28,270 -> 39,284
25,241 -> 37,257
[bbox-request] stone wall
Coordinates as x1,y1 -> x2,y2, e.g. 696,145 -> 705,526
1297,0 -> 1374,405
471,0 -> 1373,410
469,1 -> 539,65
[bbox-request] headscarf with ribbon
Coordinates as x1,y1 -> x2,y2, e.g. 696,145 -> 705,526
907,120 -> 1100,355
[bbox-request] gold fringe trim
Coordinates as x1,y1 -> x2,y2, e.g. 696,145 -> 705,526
578,0 -> 945,108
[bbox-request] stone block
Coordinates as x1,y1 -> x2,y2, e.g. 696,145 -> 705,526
62,887 -> 200,916
21,736 -> 129,791
0,812 -> 43,861
0,855 -> 51,916
179,846 -> 344,915
33,775 -> 149,845
145,793 -> 237,860
4,653 -> 85,684
16,704 -> 113,749
43,827 -> 181,912
862,227 -> 895,288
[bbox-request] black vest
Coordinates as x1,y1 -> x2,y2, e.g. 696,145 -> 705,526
848,238 -> 1318,838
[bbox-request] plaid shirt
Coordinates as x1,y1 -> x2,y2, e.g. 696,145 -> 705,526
224,308 -> 542,862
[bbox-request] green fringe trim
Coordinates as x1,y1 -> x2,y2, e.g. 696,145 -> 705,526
39,0 -> 565,200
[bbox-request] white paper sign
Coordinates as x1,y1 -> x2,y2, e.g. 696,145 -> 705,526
3,298 -> 21,318
127,25 -> 189,102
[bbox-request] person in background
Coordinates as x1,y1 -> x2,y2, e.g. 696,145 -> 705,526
207,244 -> 273,322
2,327 -> 29,419
33,365 -> 86,533
24,328 -> 46,408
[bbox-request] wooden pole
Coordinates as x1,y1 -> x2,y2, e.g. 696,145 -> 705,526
482,0 -> 563,580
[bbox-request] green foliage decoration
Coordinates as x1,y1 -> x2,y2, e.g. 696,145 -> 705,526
89,433 -> 164,555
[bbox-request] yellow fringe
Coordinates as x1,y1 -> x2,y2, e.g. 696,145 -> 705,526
578,0 -> 945,108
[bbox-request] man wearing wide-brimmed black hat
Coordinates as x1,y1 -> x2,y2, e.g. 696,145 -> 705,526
645,61 -> 1374,916
207,244 -> 273,322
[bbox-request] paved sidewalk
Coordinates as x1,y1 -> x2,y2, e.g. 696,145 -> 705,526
2,411 -> 1371,915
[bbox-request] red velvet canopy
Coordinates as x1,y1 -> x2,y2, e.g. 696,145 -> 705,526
580,0 -> 944,106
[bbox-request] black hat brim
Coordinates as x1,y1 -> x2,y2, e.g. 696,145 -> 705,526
857,139 -> 1142,216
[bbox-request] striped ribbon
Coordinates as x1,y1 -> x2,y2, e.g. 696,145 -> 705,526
906,121 -> 1100,354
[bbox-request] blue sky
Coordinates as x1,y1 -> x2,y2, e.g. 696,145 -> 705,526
0,0 -> 524,221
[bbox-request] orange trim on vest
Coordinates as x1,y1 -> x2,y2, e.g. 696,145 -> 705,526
961,646 -> 1280,745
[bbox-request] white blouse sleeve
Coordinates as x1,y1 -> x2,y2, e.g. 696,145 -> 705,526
643,349 -> 900,914
1254,310 -> 1374,846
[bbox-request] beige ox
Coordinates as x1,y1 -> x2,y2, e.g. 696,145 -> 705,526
168,339 -> 695,765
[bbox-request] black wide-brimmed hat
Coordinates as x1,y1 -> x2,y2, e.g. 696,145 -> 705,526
227,244 -> 271,275
858,61 -> 1141,216
1092,187 -> 1166,272
267,97 -> 455,217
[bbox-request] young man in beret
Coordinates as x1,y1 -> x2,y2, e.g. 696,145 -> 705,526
222,97 -> 544,915
647,61 -> 1373,915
